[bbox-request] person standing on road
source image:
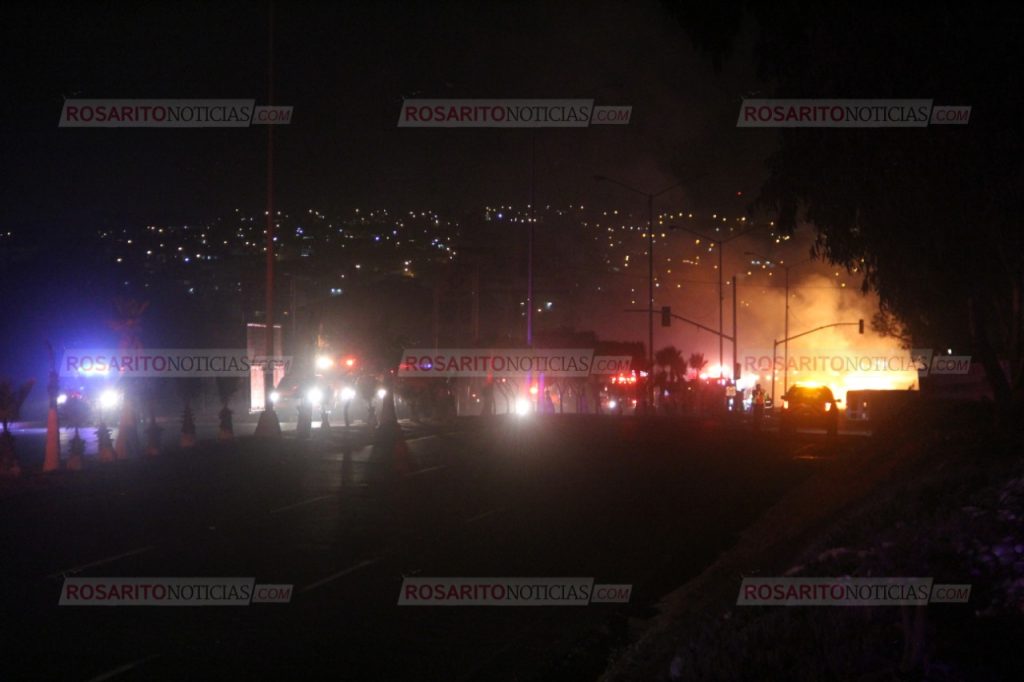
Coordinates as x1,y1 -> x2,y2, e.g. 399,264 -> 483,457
752,383 -> 765,430
542,389 -> 555,414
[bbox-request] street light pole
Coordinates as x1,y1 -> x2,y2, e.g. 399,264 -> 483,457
255,2 -> 280,438
527,132 -> 536,347
594,174 -> 695,413
744,252 -> 817,401
647,192 -> 654,410
718,241 -> 724,379
784,265 -> 790,395
732,274 -> 737,383
670,224 -> 759,381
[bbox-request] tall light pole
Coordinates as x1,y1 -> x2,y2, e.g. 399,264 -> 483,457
527,133 -> 536,347
744,252 -> 816,400
732,274 -> 738,386
255,2 -> 280,437
671,224 -> 759,380
594,175 -> 691,412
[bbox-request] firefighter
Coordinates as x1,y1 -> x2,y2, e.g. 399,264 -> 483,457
752,383 -> 766,430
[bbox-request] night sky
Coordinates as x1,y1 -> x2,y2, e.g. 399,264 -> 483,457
1,1 -> 789,410
2,1 -> 773,229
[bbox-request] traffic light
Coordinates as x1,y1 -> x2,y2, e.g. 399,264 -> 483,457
661,306 -> 671,327
858,319 -> 865,334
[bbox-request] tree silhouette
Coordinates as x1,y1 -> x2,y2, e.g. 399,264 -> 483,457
688,352 -> 708,379
655,346 -> 688,384
670,2 -> 1024,417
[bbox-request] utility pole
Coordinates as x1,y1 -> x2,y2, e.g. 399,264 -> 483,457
718,242 -> 724,379
594,174 -> 698,413
670,224 -> 760,380
732,274 -> 738,382
744,252 -> 816,401
255,2 -> 280,437
647,192 -> 654,411
526,133 -> 536,347
784,266 -> 790,394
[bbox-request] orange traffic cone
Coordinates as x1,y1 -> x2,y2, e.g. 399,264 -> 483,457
43,406 -> 60,473
43,351 -> 62,472
370,423 -> 412,480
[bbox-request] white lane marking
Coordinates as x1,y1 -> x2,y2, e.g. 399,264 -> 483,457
46,545 -> 155,580
403,429 -> 468,442
84,654 -> 161,682
405,464 -> 452,478
269,494 -> 336,515
299,557 -> 382,594
466,508 -> 506,524
406,435 -> 442,444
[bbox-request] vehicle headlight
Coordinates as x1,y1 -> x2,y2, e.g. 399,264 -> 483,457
515,397 -> 531,416
377,388 -> 387,399
340,387 -> 356,402
315,355 -> 334,371
307,387 -> 324,405
269,391 -> 280,404
99,389 -> 121,410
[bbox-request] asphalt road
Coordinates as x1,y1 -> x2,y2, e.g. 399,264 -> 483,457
0,416 -> 859,681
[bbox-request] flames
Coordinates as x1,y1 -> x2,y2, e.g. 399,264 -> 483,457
738,273 -> 919,405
